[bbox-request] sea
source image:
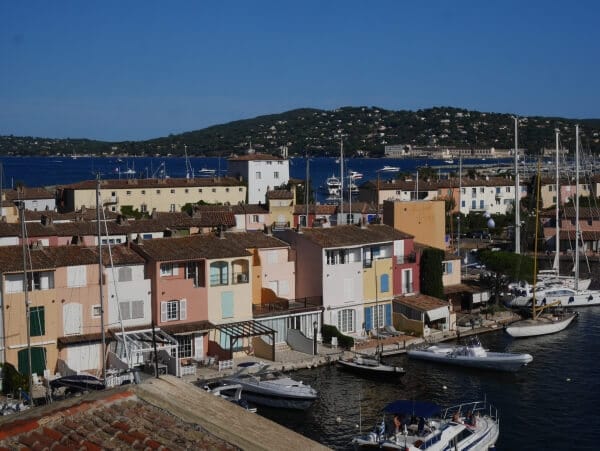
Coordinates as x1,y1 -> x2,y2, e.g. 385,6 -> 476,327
2,155 -> 599,450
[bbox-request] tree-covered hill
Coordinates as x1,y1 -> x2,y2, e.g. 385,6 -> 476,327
2,106 -> 599,157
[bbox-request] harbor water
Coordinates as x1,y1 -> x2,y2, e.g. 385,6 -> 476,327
257,307 -> 600,450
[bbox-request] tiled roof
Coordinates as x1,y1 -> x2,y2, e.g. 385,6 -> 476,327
298,224 -> 413,248
228,153 -> 284,161
393,293 -> 450,311
267,190 -> 294,199
24,209 -> 119,222
59,177 -> 244,190
362,176 -> 522,190
223,231 -> 290,249
0,244 -> 144,273
3,187 -> 55,200
293,202 -> 379,215
0,388 -> 239,450
132,234 -> 252,261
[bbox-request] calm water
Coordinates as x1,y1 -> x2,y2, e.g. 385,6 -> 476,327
258,307 -> 600,450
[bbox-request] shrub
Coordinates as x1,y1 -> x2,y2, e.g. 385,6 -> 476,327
1,362 -> 28,396
320,324 -> 354,349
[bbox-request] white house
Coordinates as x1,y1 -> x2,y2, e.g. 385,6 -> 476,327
227,153 -> 290,205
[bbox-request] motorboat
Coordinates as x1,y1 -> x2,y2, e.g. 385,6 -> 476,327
380,165 -> 400,172
197,167 -> 216,176
202,382 -> 257,413
349,170 -> 363,180
505,309 -> 578,338
407,337 -> 533,372
220,362 -> 318,410
509,284 -> 600,308
49,373 -> 106,393
352,399 -> 500,450
325,174 -> 341,196
337,353 -> 405,377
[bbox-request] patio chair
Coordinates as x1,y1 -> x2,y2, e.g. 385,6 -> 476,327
384,325 -> 402,336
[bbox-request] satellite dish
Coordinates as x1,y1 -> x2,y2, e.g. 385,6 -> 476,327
487,218 -> 496,229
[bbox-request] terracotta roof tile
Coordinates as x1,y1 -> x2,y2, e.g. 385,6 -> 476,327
267,190 -> 294,199
296,224 -> 413,248
393,293 -> 449,311
132,234 -> 252,261
3,187 -> 55,201
59,177 -> 244,190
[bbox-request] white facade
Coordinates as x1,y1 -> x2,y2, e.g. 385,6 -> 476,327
105,263 -> 152,330
228,158 -> 290,205
458,184 -> 526,215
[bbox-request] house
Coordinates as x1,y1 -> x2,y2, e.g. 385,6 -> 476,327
393,294 -> 454,338
227,153 -> 290,205
0,243 -> 149,378
383,200 -> 446,250
267,189 -> 295,230
539,176 -> 591,209
3,186 -> 56,214
56,177 -> 247,214
275,224 -> 419,338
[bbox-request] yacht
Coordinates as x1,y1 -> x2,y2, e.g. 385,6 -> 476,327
407,337 -> 533,372
326,174 -> 342,196
380,165 -> 400,173
352,399 -> 499,450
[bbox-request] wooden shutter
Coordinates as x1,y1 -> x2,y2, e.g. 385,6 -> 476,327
161,302 -> 167,322
179,299 -> 187,320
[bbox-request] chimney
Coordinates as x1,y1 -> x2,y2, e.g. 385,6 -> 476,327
40,214 -> 53,227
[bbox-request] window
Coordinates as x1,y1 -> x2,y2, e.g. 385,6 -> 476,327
92,305 -> 101,317
480,187 -> 484,193
67,265 -> 87,288
160,263 -> 175,276
27,272 -> 42,291
226,187 -> 230,192
380,274 -> 390,293
120,300 -> 144,320
471,200 -> 476,209
212,188 -> 216,193
161,299 -> 187,322
118,267 -> 132,282
337,309 -> 355,333
156,190 -> 161,194
506,186 -> 511,193
402,269 -> 413,293
185,262 -> 202,287
170,189 -> 175,194
141,204 -> 148,213
471,188 -> 476,196
177,335 -> 192,358
479,200 -> 484,209
548,185 -> 553,192
210,261 -> 229,286
111,191 -> 116,197
185,188 -> 189,193
141,190 -> 146,195
126,190 -> 131,195
256,171 -> 262,179
496,187 -> 501,194
199,188 -> 203,193
274,171 -> 279,179
30,306 -> 45,336
443,261 -> 453,275
239,188 -> 243,192
372,304 -> 385,329
170,204 -> 176,212
252,214 -> 259,223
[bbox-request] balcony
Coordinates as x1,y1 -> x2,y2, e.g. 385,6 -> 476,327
233,272 -> 249,284
252,296 -> 323,318
395,252 -> 416,265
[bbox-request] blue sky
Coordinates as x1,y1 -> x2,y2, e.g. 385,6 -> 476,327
1,1 -> 599,141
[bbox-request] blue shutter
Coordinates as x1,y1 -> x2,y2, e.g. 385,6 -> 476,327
221,291 -> 234,319
365,307 -> 372,332
447,262 -> 453,274
380,274 -> 390,293
385,303 -> 392,326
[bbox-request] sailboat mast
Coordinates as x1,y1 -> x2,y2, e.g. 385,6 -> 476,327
554,130 -> 560,267
96,178 -> 107,382
514,116 -> 521,254
575,125 -> 580,290
340,137 -> 344,222
19,202 -> 34,402
532,159 -> 542,319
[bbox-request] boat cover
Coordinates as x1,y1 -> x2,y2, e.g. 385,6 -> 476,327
383,400 -> 440,417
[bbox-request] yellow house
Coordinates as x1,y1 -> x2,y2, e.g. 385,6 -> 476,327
267,189 -> 295,229
382,200 -> 446,250
57,177 -> 247,214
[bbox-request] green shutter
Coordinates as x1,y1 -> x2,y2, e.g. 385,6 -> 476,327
30,307 -> 45,337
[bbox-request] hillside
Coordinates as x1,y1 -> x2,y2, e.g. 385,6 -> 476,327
1,106 -> 599,157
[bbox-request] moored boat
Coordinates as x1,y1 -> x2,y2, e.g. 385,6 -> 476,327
352,399 -> 500,450
337,354 -> 405,377
407,336 -> 533,372
220,363 -> 318,410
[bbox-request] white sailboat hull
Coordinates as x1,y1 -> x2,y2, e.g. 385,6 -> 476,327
505,312 -> 577,338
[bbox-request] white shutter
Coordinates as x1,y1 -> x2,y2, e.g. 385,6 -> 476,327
5,274 -> 24,293
179,299 -> 187,320
279,280 -> 289,295
63,303 -> 82,335
194,334 -> 204,360
161,302 -> 167,322
173,264 -> 179,276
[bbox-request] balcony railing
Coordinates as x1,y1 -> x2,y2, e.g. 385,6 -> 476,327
396,253 -> 416,265
252,296 -> 323,318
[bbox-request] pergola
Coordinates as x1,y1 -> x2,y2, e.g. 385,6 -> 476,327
213,320 -> 276,361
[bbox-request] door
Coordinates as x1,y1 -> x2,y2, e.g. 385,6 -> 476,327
18,347 -> 47,376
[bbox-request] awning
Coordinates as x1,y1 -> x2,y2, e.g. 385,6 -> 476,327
113,328 -> 178,356
426,306 -> 450,322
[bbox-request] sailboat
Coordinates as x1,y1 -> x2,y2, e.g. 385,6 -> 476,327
506,153 -> 577,338
337,258 -> 405,376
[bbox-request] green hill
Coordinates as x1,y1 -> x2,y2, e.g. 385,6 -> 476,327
1,106 -> 599,157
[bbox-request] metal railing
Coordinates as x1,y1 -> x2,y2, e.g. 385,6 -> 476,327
252,296 -> 323,317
